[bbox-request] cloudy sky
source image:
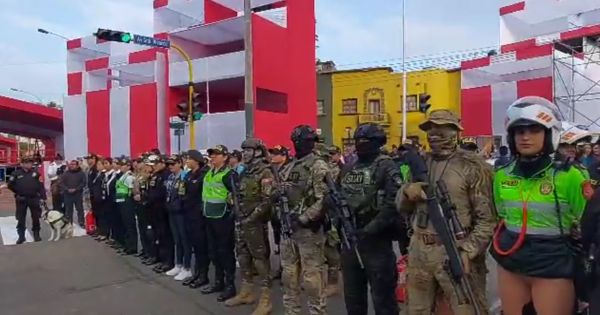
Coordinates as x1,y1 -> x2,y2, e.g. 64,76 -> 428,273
0,0 -> 499,104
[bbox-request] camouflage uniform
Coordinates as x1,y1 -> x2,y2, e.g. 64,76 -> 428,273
225,139 -> 274,315
396,110 -> 496,315
315,144 -> 343,297
280,126 -> 329,315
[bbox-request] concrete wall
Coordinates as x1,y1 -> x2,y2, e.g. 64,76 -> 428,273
317,72 -> 333,145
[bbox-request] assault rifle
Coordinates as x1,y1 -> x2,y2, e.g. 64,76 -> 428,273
324,173 -> 364,269
270,164 -> 294,240
412,158 -> 482,315
229,175 -> 242,223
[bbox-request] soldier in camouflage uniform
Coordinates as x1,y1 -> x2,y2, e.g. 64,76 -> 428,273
334,123 -> 401,315
225,138 -> 275,315
315,143 -> 343,297
396,109 -> 496,315
279,125 -> 329,315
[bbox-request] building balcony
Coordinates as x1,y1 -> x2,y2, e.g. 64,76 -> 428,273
169,51 -> 245,86
358,112 -> 391,126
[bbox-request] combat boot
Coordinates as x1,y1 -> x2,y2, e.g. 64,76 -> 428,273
33,231 -> 42,242
217,273 -> 237,302
251,287 -> 272,315
16,230 -> 26,244
224,282 -> 255,307
325,270 -> 340,297
189,268 -> 209,289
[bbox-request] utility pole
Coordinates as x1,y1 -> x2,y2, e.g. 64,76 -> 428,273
401,0 -> 408,143
244,0 -> 254,138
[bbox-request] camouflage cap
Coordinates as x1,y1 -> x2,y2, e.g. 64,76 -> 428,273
268,145 -> 289,156
418,109 -> 463,131
207,144 -> 229,156
314,142 -> 331,158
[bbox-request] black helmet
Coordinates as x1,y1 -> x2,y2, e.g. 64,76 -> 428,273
291,125 -> 318,142
353,123 -> 387,146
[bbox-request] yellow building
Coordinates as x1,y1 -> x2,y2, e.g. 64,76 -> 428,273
329,67 -> 461,149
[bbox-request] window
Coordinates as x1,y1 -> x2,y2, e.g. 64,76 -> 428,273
400,95 -> 418,112
367,99 -> 381,113
342,98 -> 358,114
317,100 -> 325,116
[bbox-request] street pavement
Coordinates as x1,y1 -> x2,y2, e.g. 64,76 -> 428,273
0,189 -> 501,314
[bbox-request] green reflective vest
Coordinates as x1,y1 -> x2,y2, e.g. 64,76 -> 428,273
400,164 -> 411,182
116,172 -> 133,202
494,162 -> 587,236
202,167 -> 231,218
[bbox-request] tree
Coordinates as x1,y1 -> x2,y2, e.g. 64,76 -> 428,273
47,101 -> 58,108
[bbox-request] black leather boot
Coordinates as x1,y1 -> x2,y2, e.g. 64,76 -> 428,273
201,279 -> 224,295
33,231 -> 42,242
16,230 -> 26,244
217,273 -> 236,302
189,269 -> 209,289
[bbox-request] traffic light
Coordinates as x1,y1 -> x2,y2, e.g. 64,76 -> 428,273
191,92 -> 204,121
418,93 -> 432,113
94,28 -> 133,43
176,101 -> 189,122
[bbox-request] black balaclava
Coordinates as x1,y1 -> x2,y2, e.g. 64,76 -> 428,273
355,138 -> 380,162
294,140 -> 315,159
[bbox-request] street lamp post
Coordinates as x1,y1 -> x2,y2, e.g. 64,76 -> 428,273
37,28 -> 69,41
10,88 -> 44,104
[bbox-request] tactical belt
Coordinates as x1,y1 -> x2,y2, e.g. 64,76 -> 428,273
418,227 -> 473,246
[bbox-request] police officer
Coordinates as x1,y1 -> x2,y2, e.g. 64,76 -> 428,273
397,109 -> 496,314
146,155 -> 175,273
133,157 -> 151,259
115,158 -> 138,255
335,123 -> 401,315
182,150 -> 211,289
278,125 -> 328,315
7,156 -> 46,244
201,145 -> 237,302
225,138 -> 274,315
490,97 -> 587,315
582,170 -> 600,315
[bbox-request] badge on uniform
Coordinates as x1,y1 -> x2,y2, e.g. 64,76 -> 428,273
289,172 -> 300,182
343,173 -> 365,185
539,180 -> 553,195
582,180 -> 594,200
501,179 -> 520,188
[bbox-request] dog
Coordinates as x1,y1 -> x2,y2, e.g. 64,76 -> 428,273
42,210 -> 74,241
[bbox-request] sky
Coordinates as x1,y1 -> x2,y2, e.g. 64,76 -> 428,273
0,0 -> 499,105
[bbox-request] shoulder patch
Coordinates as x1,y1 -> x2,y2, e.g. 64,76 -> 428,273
539,180 -> 554,195
583,180 -> 594,200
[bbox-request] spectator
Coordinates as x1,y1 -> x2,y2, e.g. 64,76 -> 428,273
48,154 -> 66,212
580,143 -> 594,167
494,145 -> 511,169
343,145 -> 357,165
60,160 -> 87,227
592,142 -> 600,164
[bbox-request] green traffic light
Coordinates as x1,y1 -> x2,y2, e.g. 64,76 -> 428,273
121,33 -> 132,43
193,112 -> 203,121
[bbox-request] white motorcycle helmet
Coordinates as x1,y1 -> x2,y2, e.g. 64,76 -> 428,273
560,122 -> 592,145
505,96 -> 563,155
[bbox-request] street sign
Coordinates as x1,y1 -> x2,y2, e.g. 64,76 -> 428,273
170,121 -> 185,129
174,129 -> 185,136
133,34 -> 170,49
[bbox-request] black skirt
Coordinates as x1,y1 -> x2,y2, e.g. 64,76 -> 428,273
490,229 -> 576,279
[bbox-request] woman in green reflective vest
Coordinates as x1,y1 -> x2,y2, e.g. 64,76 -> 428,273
200,145 -> 238,303
115,158 -> 138,255
490,97 -> 587,315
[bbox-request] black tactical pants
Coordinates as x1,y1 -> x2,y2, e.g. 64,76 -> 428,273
341,237 -> 398,315
118,199 -> 138,252
15,196 -> 42,235
185,205 -> 210,277
107,201 -> 125,245
206,212 -> 236,284
144,203 -> 160,260
154,205 -> 174,267
135,202 -> 150,255
92,199 -> 108,237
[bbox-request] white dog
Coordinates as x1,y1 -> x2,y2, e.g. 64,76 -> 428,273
42,210 -> 74,241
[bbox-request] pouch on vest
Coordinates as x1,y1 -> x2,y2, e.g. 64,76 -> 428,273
203,202 -> 228,219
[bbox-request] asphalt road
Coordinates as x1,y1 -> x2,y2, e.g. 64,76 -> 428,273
0,190 -> 501,314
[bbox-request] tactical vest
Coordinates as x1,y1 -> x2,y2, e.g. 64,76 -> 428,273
115,172 -> 132,202
284,154 -> 319,214
239,163 -> 265,217
203,167 -> 231,218
340,155 -> 388,227
495,162 -> 587,236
